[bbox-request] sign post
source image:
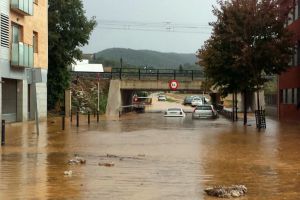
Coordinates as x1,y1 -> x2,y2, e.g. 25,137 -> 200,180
97,73 -> 100,113
169,80 -> 179,91
28,68 -> 45,135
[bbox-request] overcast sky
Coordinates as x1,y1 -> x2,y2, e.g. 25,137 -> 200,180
81,0 -> 217,54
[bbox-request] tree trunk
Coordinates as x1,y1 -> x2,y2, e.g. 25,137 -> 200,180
232,93 -> 235,122
235,91 -> 238,121
256,85 -> 261,129
243,90 -> 247,125
256,86 -> 260,111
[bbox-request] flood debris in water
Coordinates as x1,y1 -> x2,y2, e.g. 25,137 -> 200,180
98,162 -> 115,167
106,153 -> 145,161
64,170 -> 73,176
204,185 -> 247,198
68,156 -> 86,165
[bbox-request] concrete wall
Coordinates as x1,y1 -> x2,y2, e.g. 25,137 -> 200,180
120,80 -> 202,91
239,91 -> 265,112
0,77 -> 2,142
106,80 -> 122,117
0,0 -> 9,140
36,83 -> 47,120
65,90 -> 71,117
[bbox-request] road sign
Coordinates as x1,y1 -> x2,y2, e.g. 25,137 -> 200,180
169,80 -> 179,90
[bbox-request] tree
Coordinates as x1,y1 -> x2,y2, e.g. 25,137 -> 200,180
48,0 -> 96,110
198,0 -> 294,124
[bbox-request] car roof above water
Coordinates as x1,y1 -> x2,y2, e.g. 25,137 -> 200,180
167,108 -> 182,111
195,105 -> 212,110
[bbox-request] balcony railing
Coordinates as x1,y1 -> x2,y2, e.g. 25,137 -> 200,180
11,0 -> 33,16
11,42 -> 34,68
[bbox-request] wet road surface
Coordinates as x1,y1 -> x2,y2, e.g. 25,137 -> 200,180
1,113 -> 300,199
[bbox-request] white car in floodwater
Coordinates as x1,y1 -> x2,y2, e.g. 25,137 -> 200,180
164,108 -> 186,117
191,97 -> 204,107
158,95 -> 167,101
192,104 -> 218,119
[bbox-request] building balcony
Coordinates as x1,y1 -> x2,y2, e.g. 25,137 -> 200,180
11,42 -> 34,68
11,0 -> 33,16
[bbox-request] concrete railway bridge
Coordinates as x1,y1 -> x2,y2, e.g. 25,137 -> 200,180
68,68 -> 205,116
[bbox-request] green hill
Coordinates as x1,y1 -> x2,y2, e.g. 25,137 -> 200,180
92,48 -> 200,70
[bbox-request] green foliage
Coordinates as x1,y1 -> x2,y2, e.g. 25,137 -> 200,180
71,79 -> 109,114
93,48 -> 201,70
198,0 -> 294,97
264,76 -> 277,94
48,0 -> 96,110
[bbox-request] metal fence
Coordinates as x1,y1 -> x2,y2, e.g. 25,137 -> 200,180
71,68 -> 204,81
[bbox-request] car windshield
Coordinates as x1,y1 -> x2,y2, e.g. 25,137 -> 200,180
196,106 -> 212,110
168,108 -> 181,112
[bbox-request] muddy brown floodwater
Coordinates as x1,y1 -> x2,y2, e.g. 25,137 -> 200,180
0,113 -> 300,200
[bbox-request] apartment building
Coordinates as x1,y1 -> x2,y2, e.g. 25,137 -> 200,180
279,0 -> 300,121
0,0 -> 48,123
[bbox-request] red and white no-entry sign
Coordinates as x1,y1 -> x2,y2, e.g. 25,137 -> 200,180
169,80 -> 179,90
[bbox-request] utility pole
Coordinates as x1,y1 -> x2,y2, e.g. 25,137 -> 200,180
120,57 -> 123,69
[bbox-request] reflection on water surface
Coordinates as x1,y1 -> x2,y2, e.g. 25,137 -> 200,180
1,113 -> 300,199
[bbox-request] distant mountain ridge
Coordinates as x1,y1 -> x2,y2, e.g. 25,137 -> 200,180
93,48 -> 199,69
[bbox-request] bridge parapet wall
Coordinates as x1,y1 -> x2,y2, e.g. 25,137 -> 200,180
120,80 -> 202,91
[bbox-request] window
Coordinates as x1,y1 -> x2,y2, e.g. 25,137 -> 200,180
292,88 -> 295,104
298,0 -> 300,19
33,31 -> 38,53
297,41 -> 300,66
283,89 -> 287,104
297,88 -> 300,104
287,89 -> 293,104
288,6 -> 295,25
12,24 -> 22,43
294,88 -> 298,105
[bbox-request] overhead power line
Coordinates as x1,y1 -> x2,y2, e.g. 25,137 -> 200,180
97,19 -> 212,34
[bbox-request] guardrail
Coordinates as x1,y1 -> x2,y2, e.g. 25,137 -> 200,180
119,104 -> 146,116
219,109 -> 234,120
71,68 -> 204,81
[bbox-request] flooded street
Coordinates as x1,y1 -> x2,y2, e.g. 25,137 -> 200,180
1,113 -> 300,199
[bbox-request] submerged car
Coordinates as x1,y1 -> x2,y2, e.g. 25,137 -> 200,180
183,96 -> 194,105
158,95 -> 167,101
191,97 -> 204,107
164,108 -> 186,117
192,105 -> 218,119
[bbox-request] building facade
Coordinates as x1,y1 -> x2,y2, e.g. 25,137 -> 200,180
279,0 -> 300,121
0,0 -> 48,124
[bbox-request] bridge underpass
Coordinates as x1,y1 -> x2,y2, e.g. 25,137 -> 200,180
106,79 -> 204,117
67,68 -> 204,117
